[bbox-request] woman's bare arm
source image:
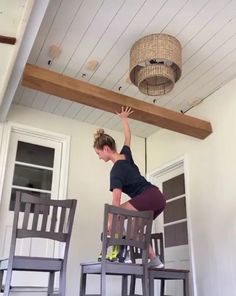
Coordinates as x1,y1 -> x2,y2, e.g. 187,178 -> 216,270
116,106 -> 133,147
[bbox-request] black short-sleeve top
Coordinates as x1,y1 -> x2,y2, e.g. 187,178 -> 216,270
110,145 -> 151,198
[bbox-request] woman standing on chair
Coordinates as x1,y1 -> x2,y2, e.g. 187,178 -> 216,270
93,106 -> 166,268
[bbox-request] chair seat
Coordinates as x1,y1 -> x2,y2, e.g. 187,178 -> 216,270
149,267 -> 189,279
151,267 -> 189,273
81,261 -> 144,275
0,256 -> 62,272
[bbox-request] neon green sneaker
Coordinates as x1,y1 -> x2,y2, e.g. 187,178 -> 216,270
98,245 -> 120,262
98,233 -> 122,262
106,245 -> 120,261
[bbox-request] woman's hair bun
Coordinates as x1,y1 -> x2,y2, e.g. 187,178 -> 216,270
93,128 -> 116,150
94,128 -> 105,140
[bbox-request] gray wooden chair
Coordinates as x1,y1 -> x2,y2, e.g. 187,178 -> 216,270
80,204 -> 153,296
0,192 -> 77,296
129,233 -> 190,296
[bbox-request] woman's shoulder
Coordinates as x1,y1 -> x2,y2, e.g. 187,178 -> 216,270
120,145 -> 131,154
111,159 -> 127,175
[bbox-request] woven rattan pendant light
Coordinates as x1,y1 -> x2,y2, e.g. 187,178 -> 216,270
129,33 -> 182,96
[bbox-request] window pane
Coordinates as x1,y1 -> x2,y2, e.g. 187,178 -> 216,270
9,189 -> 51,212
164,221 -> 188,247
164,197 -> 187,224
163,173 -> 185,200
16,141 -> 55,167
13,164 -> 52,191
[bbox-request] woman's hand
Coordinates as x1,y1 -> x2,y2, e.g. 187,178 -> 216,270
116,106 -> 133,119
116,106 -> 133,146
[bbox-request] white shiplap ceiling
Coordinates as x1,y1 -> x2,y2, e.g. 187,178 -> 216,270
0,0 -> 33,104
11,0 -> 236,137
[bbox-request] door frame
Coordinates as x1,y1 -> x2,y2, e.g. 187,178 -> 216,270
0,121 -> 70,205
147,155 -> 197,296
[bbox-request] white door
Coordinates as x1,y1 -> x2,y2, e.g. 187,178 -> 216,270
149,160 -> 193,296
0,129 -> 63,287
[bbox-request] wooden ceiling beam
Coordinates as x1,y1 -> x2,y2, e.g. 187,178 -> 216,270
0,35 -> 16,45
22,63 -> 212,139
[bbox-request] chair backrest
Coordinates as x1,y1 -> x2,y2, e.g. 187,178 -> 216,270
130,232 -> 165,264
101,204 -> 153,263
10,192 -> 77,258
150,233 -> 165,264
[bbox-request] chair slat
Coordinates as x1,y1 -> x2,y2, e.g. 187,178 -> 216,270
137,217 -> 145,242
126,216 -> 132,240
32,204 -> 40,231
50,206 -> 58,233
41,205 -> 49,231
59,207 -> 66,233
133,217 -> 140,242
119,215 -> 125,237
22,202 -> 31,230
110,213 -> 118,239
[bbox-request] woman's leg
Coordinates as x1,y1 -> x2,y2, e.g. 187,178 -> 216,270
120,186 -> 166,261
120,200 -> 156,260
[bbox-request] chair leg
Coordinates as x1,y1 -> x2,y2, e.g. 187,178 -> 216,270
3,267 -> 13,296
142,274 -> 149,296
101,270 -> 106,296
0,270 -> 3,293
59,270 -> 66,296
121,275 -> 128,296
129,275 -> 136,295
184,274 -> 190,296
149,274 -> 154,296
79,272 -> 87,296
160,279 -> 165,296
48,272 -> 55,295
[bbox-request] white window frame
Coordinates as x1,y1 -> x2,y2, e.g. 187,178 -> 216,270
0,121 -> 70,205
147,155 -> 197,296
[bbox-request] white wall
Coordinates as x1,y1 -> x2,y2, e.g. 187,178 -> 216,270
4,104 -> 146,296
147,78 -> 236,296
3,77 -> 236,295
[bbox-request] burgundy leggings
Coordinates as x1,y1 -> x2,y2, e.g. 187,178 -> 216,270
129,185 -> 166,219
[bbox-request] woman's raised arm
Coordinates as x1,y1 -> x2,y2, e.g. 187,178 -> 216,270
116,106 -> 133,146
